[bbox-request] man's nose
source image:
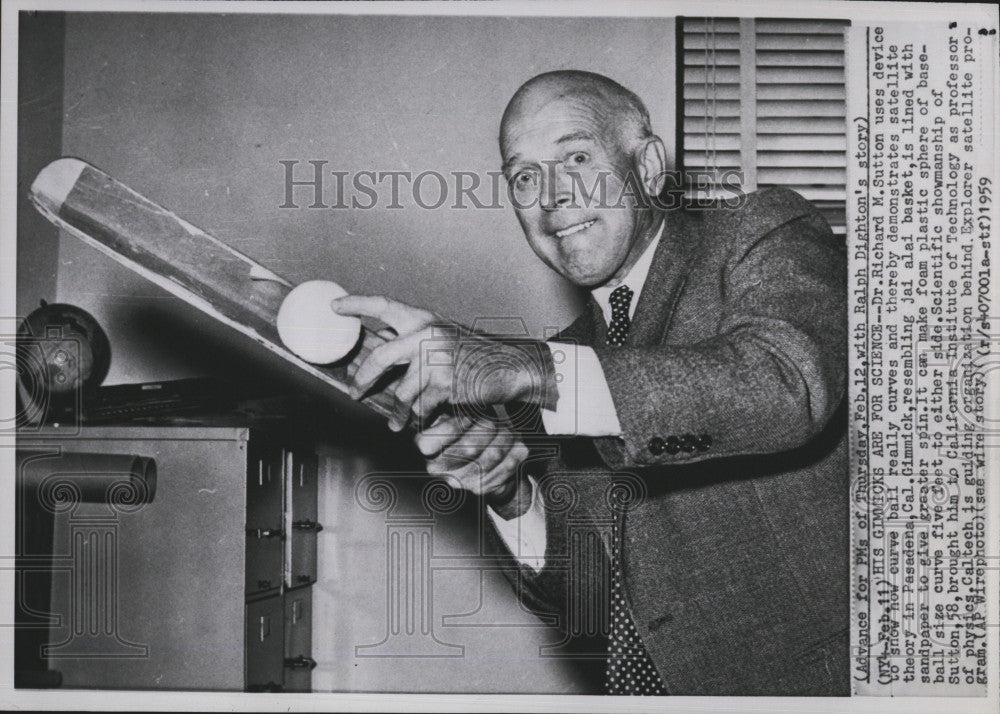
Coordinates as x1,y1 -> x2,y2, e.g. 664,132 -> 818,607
541,169 -> 574,212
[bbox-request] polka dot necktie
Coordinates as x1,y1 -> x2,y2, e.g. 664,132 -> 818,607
606,285 -> 633,347
606,518 -> 667,695
604,283 -> 667,695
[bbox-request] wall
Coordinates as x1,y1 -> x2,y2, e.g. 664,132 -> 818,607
53,10 -> 676,693
16,12 -> 64,318
56,11 -> 676,383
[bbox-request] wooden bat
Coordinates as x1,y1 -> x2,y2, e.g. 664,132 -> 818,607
29,157 -> 397,421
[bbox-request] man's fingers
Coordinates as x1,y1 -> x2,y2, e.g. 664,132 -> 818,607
481,439 -> 530,498
461,427 -> 513,476
414,413 -> 473,456
428,421 -> 506,483
444,434 -> 524,497
348,327 -> 404,382
409,386 -> 449,428
439,473 -> 463,491
441,419 -> 505,464
424,425 -> 528,500
331,295 -> 434,334
330,294 -> 398,321
352,333 -> 421,395
426,452 -> 475,480
386,363 -> 450,429
388,366 -> 424,432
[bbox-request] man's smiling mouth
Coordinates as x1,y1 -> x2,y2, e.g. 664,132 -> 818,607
554,219 -> 596,239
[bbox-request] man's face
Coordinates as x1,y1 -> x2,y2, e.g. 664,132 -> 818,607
501,94 -> 644,288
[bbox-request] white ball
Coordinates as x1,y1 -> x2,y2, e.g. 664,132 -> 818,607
276,280 -> 362,364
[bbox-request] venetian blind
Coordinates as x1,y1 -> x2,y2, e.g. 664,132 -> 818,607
681,17 -> 849,234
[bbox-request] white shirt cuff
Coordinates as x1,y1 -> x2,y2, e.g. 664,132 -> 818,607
541,342 -> 622,436
487,475 -> 546,573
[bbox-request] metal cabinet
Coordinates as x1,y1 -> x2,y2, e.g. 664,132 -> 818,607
16,424 -> 320,692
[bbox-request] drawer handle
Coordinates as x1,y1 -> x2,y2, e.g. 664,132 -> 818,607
257,579 -> 273,590
284,655 -> 317,670
246,527 -> 285,539
293,520 -> 323,532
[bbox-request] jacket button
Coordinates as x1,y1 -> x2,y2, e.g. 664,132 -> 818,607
647,437 -> 666,455
696,434 -> 712,451
679,434 -> 697,453
665,436 -> 681,455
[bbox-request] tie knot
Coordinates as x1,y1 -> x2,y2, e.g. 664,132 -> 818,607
609,284 -> 633,312
606,285 -> 633,347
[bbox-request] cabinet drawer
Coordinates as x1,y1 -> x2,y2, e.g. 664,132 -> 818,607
284,447 -> 320,588
246,534 -> 283,596
287,530 -> 317,588
286,449 -> 318,524
283,588 -> 313,692
245,595 -> 284,691
246,441 -> 283,530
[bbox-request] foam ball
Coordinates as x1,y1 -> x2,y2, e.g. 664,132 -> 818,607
276,280 -> 361,364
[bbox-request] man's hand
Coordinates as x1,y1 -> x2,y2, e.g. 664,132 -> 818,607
332,295 -> 552,431
415,413 -> 534,520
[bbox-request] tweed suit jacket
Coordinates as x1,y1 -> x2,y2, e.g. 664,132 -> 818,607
489,187 -> 849,696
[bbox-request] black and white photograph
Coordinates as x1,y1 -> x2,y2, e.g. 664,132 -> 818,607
1,1 -> 997,711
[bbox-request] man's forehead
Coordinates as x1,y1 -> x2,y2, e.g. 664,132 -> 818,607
501,95 -> 610,152
507,90 -> 607,127
501,130 -> 600,171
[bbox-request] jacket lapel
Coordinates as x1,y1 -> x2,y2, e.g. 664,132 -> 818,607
626,208 -> 700,347
563,209 -> 701,349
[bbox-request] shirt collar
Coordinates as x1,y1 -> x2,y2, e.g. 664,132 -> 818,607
591,218 -> 665,324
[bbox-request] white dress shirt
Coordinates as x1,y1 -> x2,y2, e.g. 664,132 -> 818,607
488,221 -> 665,571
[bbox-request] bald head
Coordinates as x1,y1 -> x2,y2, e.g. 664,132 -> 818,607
500,70 -> 652,156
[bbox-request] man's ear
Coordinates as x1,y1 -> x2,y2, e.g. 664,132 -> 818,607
635,136 -> 668,198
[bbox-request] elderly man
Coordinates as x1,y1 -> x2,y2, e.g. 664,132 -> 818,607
333,70 -> 848,696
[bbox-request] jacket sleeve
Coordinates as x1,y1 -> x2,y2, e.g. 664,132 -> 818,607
483,487 -> 573,625
591,190 -> 847,470
484,456 -> 617,634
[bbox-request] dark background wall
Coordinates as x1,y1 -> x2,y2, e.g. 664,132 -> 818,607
17,10 -> 676,693
16,12 -> 64,318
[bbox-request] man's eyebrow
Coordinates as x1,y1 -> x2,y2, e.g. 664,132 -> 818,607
501,154 -> 523,173
501,131 -> 596,172
556,130 -> 596,145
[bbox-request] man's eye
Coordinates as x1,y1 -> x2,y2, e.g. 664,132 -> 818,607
514,171 -> 537,186
568,152 -> 589,166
